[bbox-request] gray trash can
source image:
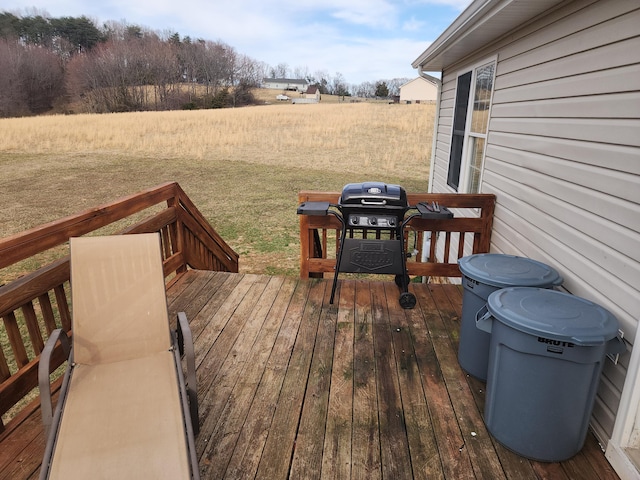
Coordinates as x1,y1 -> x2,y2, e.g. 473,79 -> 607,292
457,254 -> 562,380
477,287 -> 625,462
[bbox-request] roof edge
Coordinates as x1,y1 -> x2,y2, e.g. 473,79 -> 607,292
411,0 -> 563,72
411,0 -> 497,69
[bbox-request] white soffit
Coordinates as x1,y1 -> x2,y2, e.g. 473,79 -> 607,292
412,0 -> 564,71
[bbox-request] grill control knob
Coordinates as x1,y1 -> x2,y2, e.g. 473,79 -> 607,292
350,216 -> 359,225
369,217 -> 377,225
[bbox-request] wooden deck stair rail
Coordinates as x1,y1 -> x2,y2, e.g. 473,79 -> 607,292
298,191 -> 495,278
0,182 -> 238,435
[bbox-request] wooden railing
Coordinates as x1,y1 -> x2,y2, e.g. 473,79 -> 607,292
298,191 -> 495,279
0,182 -> 238,433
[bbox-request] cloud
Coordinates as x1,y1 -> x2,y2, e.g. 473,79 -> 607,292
402,16 -> 425,32
327,0 -> 398,29
414,0 -> 471,11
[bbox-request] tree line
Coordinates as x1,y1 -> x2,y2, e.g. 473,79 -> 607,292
0,12 -> 409,117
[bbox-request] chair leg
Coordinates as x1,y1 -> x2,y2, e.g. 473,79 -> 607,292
177,312 -> 199,435
38,329 -> 71,437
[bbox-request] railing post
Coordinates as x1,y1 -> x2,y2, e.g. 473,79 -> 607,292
474,195 -> 495,254
298,193 -> 311,278
167,188 -> 187,275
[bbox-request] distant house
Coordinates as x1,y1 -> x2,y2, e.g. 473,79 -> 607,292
263,78 -> 309,92
412,1 -> 639,479
304,86 -> 320,102
399,75 -> 438,103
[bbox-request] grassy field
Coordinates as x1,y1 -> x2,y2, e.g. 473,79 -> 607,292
0,101 -> 436,282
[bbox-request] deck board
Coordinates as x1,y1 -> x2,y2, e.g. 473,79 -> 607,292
0,270 -> 621,480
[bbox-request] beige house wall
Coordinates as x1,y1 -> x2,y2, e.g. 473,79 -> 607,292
399,77 -> 438,103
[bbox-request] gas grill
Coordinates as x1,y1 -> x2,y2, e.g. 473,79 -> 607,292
298,182 -> 453,309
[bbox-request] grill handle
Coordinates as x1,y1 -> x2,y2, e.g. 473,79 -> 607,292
360,199 -> 387,206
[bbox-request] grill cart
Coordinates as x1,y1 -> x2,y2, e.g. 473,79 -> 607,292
297,182 -> 453,309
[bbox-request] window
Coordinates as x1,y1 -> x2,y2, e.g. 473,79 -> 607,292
446,60 -> 496,193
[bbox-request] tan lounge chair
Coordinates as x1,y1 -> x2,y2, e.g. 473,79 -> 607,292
38,233 -> 200,479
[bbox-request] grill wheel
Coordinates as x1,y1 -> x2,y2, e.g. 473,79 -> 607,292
399,292 -> 417,309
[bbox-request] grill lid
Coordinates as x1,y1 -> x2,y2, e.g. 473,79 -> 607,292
339,182 -> 408,207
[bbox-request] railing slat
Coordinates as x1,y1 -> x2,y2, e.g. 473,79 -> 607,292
429,230 -> 438,263
458,232 -> 466,259
21,302 -> 44,355
3,312 -> 29,368
0,342 -> 10,382
53,285 -> 71,332
443,232 -> 452,263
38,293 -> 57,335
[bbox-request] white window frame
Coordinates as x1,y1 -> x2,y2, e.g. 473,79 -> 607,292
448,56 -> 497,194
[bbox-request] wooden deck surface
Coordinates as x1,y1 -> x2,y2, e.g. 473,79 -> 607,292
0,270 -> 619,479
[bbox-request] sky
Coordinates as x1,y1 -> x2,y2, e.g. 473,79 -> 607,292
2,0 -> 472,85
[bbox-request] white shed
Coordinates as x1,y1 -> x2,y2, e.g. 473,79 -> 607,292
412,1 -> 640,478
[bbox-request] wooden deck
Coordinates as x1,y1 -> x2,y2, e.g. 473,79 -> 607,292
0,270 -> 619,479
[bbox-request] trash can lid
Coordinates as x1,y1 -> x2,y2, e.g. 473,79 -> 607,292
486,287 -> 619,346
458,254 -> 562,288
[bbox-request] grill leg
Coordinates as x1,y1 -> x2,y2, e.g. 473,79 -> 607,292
397,226 -> 416,309
330,219 -> 347,304
330,276 -> 339,304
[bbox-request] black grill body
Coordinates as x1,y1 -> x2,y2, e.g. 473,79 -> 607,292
297,181 -> 453,309
337,182 -> 408,276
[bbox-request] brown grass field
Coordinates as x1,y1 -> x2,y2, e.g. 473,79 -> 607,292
0,100 -> 436,282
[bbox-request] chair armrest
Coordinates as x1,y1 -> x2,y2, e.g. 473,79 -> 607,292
177,312 -> 199,435
38,329 -> 71,437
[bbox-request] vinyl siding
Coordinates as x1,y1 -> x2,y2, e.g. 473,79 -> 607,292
429,0 -> 640,445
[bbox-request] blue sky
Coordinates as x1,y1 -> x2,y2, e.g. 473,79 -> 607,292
2,0 -> 471,84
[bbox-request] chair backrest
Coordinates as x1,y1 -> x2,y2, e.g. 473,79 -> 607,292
70,233 -> 171,365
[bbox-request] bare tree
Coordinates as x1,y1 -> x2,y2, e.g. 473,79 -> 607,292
353,81 -> 375,98
311,69 -> 330,94
141,35 -> 181,109
330,72 -> 349,96
228,52 -> 262,107
293,65 -> 310,80
175,38 -> 202,100
202,40 -> 235,94
20,43 -> 65,113
66,39 -> 144,112
0,39 -> 27,116
242,59 -> 269,88
270,62 -> 289,78
0,39 -> 64,116
386,78 -> 409,97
